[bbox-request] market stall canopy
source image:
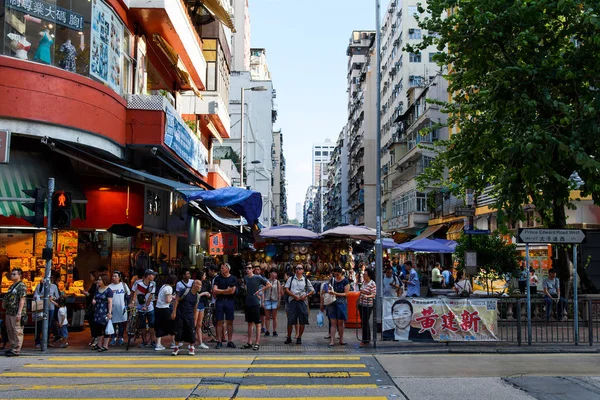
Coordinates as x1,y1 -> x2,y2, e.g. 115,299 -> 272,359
382,238 -> 397,249
321,225 -> 388,241
433,238 -> 458,250
396,238 -> 455,253
259,225 -> 321,241
186,187 -> 262,224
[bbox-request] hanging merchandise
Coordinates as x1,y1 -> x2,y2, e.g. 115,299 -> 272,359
33,30 -> 53,64
59,40 -> 77,72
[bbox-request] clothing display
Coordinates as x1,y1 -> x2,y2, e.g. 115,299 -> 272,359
34,31 -> 53,64
59,40 -> 77,72
7,33 -> 31,60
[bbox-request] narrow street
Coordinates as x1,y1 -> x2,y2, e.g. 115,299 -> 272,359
1,353 -> 600,399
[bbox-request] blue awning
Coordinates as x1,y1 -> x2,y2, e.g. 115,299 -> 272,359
187,187 -> 262,224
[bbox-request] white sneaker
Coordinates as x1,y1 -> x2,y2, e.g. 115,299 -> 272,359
172,347 -> 180,356
198,343 -> 209,349
169,342 -> 177,349
188,346 -> 195,356
155,345 -> 166,351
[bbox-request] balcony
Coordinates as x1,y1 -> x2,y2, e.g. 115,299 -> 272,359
179,91 -> 230,140
207,163 -> 231,188
387,212 -> 429,231
129,0 -> 207,90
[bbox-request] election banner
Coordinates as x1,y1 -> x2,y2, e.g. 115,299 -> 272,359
382,297 -> 498,342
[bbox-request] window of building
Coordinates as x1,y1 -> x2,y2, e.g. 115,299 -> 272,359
408,28 -> 421,40
409,52 -> 421,63
409,75 -> 424,87
203,39 -> 218,91
315,151 -> 321,156
408,5 -> 419,16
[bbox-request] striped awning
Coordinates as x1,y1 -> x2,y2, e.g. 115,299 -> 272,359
413,224 -> 444,241
0,150 -> 86,220
447,221 -> 465,241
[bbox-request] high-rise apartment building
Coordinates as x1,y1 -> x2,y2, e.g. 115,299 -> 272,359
379,0 -> 443,235
324,127 -> 349,230
346,31 -> 377,227
312,139 -> 335,186
272,129 -> 288,225
231,0 -> 251,72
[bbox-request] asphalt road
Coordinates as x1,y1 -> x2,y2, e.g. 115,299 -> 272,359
1,353 -> 599,399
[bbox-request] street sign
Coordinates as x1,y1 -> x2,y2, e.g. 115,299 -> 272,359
464,229 -> 490,235
465,251 -> 477,275
455,206 -> 475,217
517,228 -> 585,244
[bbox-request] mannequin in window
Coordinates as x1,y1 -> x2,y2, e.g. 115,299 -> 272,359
34,29 -> 53,64
7,33 -> 31,60
59,39 -> 77,72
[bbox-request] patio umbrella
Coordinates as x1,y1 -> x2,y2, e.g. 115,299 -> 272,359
321,225 -> 387,241
396,238 -> 455,253
259,225 -> 321,241
107,223 -> 140,237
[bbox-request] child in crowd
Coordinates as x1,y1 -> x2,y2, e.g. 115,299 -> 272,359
57,298 -> 69,348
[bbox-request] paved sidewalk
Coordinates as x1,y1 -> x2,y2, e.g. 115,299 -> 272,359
14,308 -> 600,356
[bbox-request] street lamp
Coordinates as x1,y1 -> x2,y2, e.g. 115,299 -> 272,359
240,85 -> 268,188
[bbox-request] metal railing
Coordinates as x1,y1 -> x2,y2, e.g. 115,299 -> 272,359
496,297 -> 600,346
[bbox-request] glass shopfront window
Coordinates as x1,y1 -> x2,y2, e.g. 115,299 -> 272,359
2,0 -> 132,97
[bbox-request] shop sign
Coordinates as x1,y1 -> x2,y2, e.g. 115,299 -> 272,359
209,232 -> 238,255
90,0 -> 124,94
164,106 -> 209,176
455,206 -> 475,217
382,297 -> 498,342
6,0 -> 85,31
0,130 -> 10,164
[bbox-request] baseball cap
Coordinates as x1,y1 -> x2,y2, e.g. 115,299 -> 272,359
144,269 -> 157,277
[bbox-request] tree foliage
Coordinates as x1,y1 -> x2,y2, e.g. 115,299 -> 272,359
410,0 -> 600,291
454,232 -> 521,294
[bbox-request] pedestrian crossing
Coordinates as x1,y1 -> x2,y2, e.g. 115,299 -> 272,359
0,355 -> 400,399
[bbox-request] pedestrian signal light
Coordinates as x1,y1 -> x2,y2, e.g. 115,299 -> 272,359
52,191 -> 72,228
22,187 -> 46,227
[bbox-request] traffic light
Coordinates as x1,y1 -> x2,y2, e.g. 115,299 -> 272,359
52,191 -> 72,228
22,188 -> 46,227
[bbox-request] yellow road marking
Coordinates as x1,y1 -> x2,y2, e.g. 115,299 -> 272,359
43,356 -> 363,361
0,398 -> 387,400
378,353 -> 600,357
25,363 -> 366,369
1,372 -> 371,378
0,383 -> 378,391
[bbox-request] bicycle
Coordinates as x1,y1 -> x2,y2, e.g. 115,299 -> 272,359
201,303 -> 217,341
125,307 -> 143,351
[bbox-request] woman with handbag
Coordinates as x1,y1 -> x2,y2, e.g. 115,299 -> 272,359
326,267 -> 350,347
454,271 -> 473,297
108,271 -> 130,346
91,274 -> 113,352
358,269 -> 376,348
155,274 -> 177,351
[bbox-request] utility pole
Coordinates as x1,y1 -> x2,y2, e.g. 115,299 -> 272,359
41,178 -> 54,352
374,0 -> 383,349
240,88 -> 245,188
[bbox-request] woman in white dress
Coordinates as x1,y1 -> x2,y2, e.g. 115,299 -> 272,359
108,271 -> 130,346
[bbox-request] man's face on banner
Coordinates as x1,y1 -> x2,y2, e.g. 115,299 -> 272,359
392,302 -> 413,330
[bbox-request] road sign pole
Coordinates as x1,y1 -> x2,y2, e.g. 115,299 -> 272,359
573,244 -> 579,345
41,178 -> 54,352
526,243 -> 531,346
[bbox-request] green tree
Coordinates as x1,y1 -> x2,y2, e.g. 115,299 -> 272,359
411,0 -> 600,293
455,232 -> 521,295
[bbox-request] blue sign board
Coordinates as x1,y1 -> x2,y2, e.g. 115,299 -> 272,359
464,229 -> 490,235
7,0 -> 85,31
164,106 -> 208,176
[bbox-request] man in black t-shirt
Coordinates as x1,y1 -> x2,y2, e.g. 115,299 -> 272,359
171,280 -> 201,356
213,263 -> 238,349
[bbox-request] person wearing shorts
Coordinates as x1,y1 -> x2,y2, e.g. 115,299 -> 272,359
284,265 -> 314,345
263,270 -> 281,337
241,264 -> 271,350
213,263 -> 238,349
326,267 -> 350,347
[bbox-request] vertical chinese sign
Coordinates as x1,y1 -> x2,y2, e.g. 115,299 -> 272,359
208,233 -> 238,256
382,297 -> 498,342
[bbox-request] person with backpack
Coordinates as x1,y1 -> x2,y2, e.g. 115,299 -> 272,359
284,264 -> 314,345
170,280 -> 203,356
175,269 -> 193,293
454,271 -> 473,297
130,269 -> 157,347
442,265 -> 454,288
383,265 -> 402,297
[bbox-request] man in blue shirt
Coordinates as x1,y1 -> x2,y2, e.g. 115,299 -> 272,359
403,261 -> 420,297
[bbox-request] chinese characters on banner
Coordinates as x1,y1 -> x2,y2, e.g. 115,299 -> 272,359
6,0 -> 85,31
208,233 -> 238,255
164,106 -> 209,176
382,297 -> 498,342
90,0 -> 123,94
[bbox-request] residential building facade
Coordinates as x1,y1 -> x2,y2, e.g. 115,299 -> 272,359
324,127 -> 349,230
312,139 -> 335,187
272,129 -> 288,225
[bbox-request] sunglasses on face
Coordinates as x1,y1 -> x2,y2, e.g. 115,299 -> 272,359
296,268 -> 303,271
246,267 -> 253,270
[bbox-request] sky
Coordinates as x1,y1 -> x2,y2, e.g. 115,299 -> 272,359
248,0 -> 376,222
